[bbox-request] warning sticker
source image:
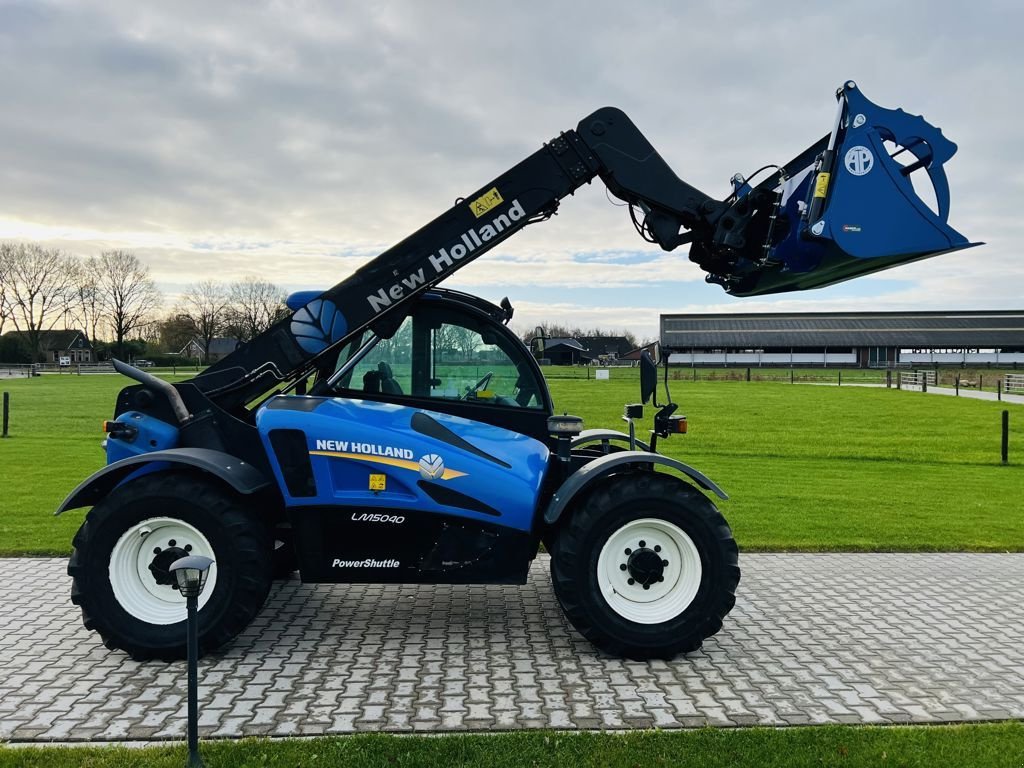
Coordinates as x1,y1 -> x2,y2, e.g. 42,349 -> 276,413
813,172 -> 830,199
469,187 -> 504,218
369,473 -> 386,492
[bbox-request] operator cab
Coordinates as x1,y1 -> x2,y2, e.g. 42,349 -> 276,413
309,289 -> 554,442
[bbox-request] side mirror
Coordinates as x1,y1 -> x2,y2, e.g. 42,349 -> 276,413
640,344 -> 661,405
499,297 -> 514,324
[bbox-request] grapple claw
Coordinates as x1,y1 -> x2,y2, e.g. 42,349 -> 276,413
694,81 -> 981,296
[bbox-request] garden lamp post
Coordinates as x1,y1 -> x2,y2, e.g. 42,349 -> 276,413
169,555 -> 214,768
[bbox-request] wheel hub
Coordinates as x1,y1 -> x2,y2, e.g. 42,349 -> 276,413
626,547 -> 665,586
147,544 -> 190,586
598,518 -> 703,624
110,517 -> 217,625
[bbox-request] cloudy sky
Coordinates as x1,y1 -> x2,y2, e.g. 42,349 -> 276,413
0,0 -> 1020,340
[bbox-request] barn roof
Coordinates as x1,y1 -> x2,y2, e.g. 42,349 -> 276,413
660,310 -> 1024,349
545,338 -> 585,351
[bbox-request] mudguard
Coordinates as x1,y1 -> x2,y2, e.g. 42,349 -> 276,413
543,451 -> 727,525
571,428 -> 651,453
55,448 -> 271,515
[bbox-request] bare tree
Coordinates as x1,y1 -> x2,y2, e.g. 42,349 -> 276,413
158,312 -> 198,353
432,323 -> 461,360
92,251 -> 162,359
450,326 -> 478,360
69,256 -> 105,344
138,316 -> 162,346
0,244 -> 12,336
180,280 -> 229,362
1,242 -> 79,361
225,277 -> 287,342
519,322 -> 638,349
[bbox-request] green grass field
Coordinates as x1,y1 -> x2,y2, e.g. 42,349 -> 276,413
2,723 -> 1023,767
0,371 -> 1020,555
549,374 -> 1023,551
542,364 -> 1024,391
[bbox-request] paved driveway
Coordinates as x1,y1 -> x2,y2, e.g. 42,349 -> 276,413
1,553 -> 1023,741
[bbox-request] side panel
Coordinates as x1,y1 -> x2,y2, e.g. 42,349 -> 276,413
103,412 -> 180,464
256,396 -> 551,533
288,506 -> 535,584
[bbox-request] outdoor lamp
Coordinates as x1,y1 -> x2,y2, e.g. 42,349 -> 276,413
169,554 -> 214,768
170,555 -> 214,598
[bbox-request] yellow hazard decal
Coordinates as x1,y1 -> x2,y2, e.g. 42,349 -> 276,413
369,473 -> 386,491
813,172 -> 830,199
469,187 -> 504,218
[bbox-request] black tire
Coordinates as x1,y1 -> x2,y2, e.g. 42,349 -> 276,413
550,472 -> 739,660
68,471 -> 273,661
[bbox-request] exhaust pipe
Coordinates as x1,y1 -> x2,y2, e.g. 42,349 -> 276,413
112,359 -> 192,425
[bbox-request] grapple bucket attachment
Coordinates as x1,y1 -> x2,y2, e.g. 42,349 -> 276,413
695,81 -> 980,296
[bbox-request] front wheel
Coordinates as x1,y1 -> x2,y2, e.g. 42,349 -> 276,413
68,472 -> 273,660
550,473 -> 739,660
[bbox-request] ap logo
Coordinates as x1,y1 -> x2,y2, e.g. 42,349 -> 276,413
418,454 -> 445,481
844,146 -> 874,176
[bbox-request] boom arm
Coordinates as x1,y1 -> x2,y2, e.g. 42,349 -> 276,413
194,108 -> 726,410
193,83 -> 976,411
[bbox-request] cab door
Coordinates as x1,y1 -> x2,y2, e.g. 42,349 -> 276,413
336,298 -> 553,443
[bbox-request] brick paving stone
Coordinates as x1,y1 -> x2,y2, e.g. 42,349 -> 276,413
1,554 -> 1023,740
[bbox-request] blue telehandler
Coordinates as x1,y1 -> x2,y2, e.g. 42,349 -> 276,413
58,82 -> 977,660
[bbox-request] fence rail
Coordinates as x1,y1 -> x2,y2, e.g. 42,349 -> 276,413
0,364 -> 35,378
1007,374 -> 1024,394
898,371 -> 932,391
0,362 -> 120,376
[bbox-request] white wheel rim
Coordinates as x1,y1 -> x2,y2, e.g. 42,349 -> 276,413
597,517 -> 702,624
109,517 -> 218,625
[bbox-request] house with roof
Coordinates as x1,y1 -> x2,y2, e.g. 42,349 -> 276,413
176,338 -> 205,359
542,338 -> 586,365
177,337 -> 241,363
1,329 -> 93,364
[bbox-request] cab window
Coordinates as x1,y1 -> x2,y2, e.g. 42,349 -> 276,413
340,304 -> 544,409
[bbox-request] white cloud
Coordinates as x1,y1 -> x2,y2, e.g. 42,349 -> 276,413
0,0 -> 1019,337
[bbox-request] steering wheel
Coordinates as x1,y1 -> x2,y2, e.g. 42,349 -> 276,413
462,371 -> 494,400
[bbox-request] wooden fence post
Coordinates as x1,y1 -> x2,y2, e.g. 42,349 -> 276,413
2,392 -> 9,438
1003,411 -> 1011,466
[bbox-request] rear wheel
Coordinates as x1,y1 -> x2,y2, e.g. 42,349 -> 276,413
68,472 -> 273,660
550,473 -> 739,660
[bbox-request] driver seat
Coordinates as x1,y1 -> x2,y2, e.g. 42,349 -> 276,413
378,361 -> 403,395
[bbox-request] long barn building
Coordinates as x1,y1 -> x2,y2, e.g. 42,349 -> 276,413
660,310 -> 1024,368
